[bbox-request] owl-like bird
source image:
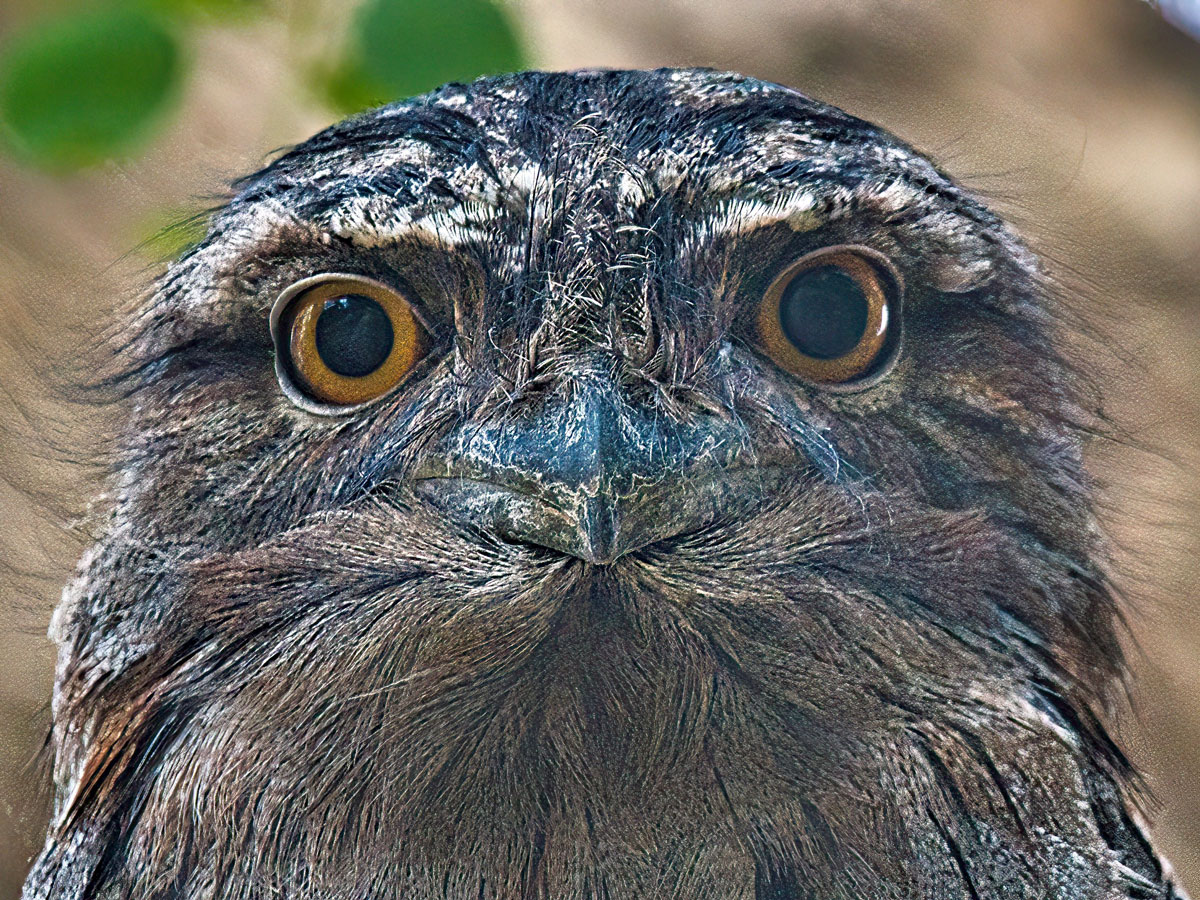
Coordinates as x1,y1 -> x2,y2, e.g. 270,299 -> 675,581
22,68 -> 1186,900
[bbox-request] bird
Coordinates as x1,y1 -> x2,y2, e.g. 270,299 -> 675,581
21,67 -> 1187,900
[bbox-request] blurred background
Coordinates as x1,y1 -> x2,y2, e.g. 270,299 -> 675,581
1,0 -> 1198,895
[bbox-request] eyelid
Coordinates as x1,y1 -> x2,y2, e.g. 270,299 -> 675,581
269,272 -> 432,415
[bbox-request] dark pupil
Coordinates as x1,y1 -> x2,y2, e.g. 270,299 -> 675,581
778,266 -> 869,360
314,295 -> 394,377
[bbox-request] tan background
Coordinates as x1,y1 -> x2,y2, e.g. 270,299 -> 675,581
1,0 -> 1198,896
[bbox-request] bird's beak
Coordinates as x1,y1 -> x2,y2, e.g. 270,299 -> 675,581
412,365 -> 752,564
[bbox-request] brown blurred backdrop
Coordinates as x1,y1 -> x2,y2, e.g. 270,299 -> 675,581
1,1 -> 1198,896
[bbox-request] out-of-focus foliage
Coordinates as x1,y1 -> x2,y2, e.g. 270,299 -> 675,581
319,0 -> 524,115
0,0 -> 525,172
0,7 -> 183,170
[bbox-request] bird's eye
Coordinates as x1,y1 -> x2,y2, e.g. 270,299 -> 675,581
756,246 -> 902,388
271,274 -> 429,410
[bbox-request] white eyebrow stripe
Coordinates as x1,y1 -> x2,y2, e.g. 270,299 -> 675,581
322,196 -> 501,250
316,189 -> 830,257
696,190 -> 825,242
199,180 -> 834,277
318,162 -> 556,251
169,197 -> 500,315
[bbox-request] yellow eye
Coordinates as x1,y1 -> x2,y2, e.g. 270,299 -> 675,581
272,274 -> 429,410
756,246 -> 901,387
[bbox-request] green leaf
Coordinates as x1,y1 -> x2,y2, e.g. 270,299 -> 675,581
0,8 -> 184,170
321,0 -> 525,115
